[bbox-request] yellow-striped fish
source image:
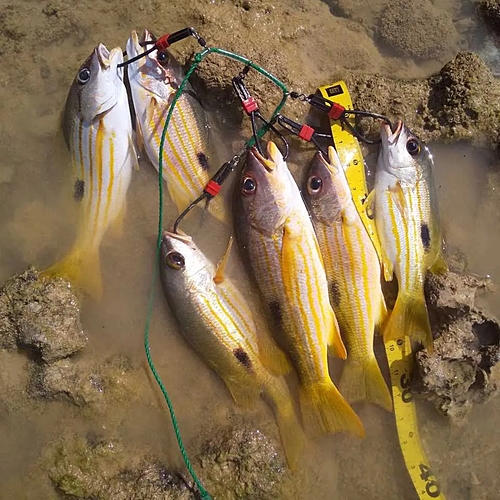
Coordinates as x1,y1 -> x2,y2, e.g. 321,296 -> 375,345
159,231 -> 305,469
43,44 -> 136,298
233,142 -> 364,438
304,147 -> 392,411
125,30 -> 226,221
374,121 -> 447,350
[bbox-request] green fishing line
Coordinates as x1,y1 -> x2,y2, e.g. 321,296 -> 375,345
143,45 -> 289,500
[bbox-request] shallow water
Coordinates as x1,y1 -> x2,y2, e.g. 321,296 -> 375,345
1,0 -> 500,498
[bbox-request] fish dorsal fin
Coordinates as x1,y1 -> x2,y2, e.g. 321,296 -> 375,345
214,235 -> 234,285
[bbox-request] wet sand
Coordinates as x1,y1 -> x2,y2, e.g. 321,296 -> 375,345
1,0 -> 499,498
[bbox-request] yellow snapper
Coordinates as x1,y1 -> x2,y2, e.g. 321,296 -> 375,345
233,142 -> 364,438
159,231 -> 305,469
304,147 -> 392,411
374,121 -> 447,350
125,30 -> 226,221
43,44 -> 135,298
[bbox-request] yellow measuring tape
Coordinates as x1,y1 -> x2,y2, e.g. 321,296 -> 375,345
318,81 -> 446,500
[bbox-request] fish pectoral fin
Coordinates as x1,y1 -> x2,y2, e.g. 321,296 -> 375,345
339,356 -> 393,412
223,374 -> 261,409
42,246 -> 103,299
389,181 -> 407,218
380,245 -> 394,282
298,379 -> 365,438
214,235 -> 234,285
429,250 -> 448,276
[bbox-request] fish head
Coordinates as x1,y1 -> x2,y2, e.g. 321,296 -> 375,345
160,231 -> 211,291
378,120 -> 432,184
236,142 -> 293,236
304,147 -> 351,225
125,29 -> 184,100
66,43 -> 124,125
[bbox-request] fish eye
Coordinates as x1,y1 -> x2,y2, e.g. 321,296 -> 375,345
157,50 -> 169,65
241,176 -> 256,196
307,176 -> 323,194
166,251 -> 185,270
77,68 -> 91,84
406,138 -> 421,156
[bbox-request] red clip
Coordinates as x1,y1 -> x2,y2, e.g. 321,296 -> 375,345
242,97 -> 259,115
204,180 -> 221,197
327,102 -> 345,121
155,34 -> 170,51
298,124 -> 314,141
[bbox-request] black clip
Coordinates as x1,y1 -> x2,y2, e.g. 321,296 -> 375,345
276,115 -> 330,156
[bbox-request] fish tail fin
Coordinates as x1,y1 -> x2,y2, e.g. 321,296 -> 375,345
264,377 -> 306,470
298,379 -> 365,438
339,357 -> 393,412
384,290 -> 433,351
42,247 -> 102,299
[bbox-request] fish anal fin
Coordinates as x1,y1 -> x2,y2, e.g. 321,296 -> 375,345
42,247 -> 103,299
339,356 -> 393,412
384,291 -> 434,352
223,375 -> 260,409
429,251 -> 448,276
108,201 -> 126,239
257,329 -> 291,375
326,309 -> 347,359
298,379 -> 365,438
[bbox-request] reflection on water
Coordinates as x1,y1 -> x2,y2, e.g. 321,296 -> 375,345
1,0 -> 500,498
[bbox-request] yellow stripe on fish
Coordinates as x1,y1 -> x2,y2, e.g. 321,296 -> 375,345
233,142 -> 364,438
304,147 -> 392,412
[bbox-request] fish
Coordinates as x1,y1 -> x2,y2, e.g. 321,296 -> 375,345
159,231 -> 305,469
43,43 -> 136,298
373,120 -> 447,350
304,147 -> 392,411
125,30 -> 226,222
233,141 -> 364,438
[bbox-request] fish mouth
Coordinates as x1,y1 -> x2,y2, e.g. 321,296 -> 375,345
248,141 -> 283,172
162,230 -> 193,246
383,120 -> 403,144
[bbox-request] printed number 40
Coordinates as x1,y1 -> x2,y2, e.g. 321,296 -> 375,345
419,463 -> 441,498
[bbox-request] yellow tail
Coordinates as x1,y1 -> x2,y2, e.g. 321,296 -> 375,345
42,246 -> 102,299
298,379 -> 365,438
264,377 -> 306,470
384,290 -> 433,351
339,356 -> 393,412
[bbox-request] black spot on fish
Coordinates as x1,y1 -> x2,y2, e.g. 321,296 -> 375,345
329,280 -> 341,308
268,300 -> 282,328
197,152 -> 209,171
74,179 -> 85,202
233,348 -> 252,371
421,223 -> 431,251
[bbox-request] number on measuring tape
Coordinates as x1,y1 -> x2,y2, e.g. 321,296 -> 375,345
419,463 -> 441,498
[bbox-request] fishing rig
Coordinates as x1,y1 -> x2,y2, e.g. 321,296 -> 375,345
118,26 -> 446,500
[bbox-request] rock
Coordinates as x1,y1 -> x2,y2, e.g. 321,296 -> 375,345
0,268 -> 87,363
413,271 -> 500,423
47,436 -> 193,500
378,0 -> 459,61
198,427 -> 288,499
343,51 -> 500,147
47,426 -> 290,500
30,355 -> 141,410
479,0 -> 500,36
